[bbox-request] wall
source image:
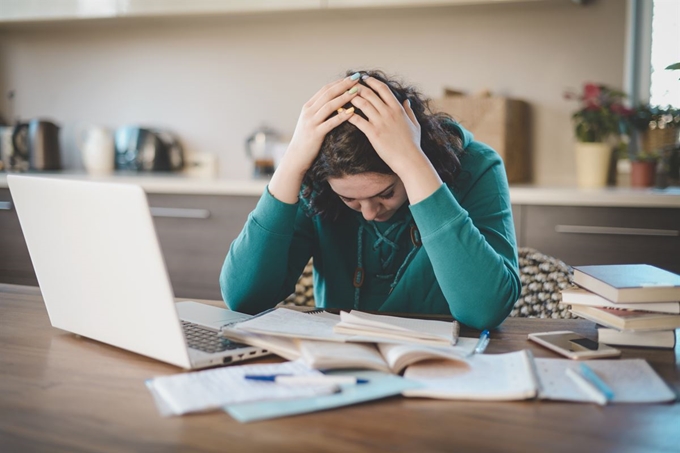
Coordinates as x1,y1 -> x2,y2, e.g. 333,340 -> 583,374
0,0 -> 627,185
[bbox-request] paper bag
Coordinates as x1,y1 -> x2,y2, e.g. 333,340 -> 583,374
431,93 -> 531,183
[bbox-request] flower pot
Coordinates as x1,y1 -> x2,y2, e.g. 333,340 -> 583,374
574,142 -> 612,189
630,160 -> 657,188
641,127 -> 678,154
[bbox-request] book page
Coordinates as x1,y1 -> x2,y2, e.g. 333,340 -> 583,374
298,339 -> 391,372
336,311 -> 455,342
234,308 -> 348,342
147,360 -> 338,416
378,338 -> 478,373
535,358 -> 676,403
221,328 -> 301,361
402,350 -> 537,400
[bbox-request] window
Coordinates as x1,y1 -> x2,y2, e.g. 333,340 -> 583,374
628,0 -> 680,108
649,0 -> 679,107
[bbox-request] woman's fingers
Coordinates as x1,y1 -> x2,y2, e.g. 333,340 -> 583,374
351,84 -> 386,117
403,99 -> 418,126
309,73 -> 361,113
319,106 -> 356,135
306,78 -> 344,108
349,91 -> 381,120
346,112 -> 373,137
361,76 -> 402,110
314,85 -> 360,123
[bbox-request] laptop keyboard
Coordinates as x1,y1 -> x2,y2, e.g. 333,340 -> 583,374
181,320 -> 248,354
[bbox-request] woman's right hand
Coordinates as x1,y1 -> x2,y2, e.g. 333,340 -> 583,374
269,74 -> 361,204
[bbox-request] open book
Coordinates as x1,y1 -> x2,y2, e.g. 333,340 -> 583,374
297,338 -> 478,374
230,308 -> 460,347
222,325 -> 478,373
404,352 -> 676,404
333,310 -> 459,346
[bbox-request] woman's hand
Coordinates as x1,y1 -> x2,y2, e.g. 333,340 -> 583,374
348,76 -> 442,204
269,75 -> 360,204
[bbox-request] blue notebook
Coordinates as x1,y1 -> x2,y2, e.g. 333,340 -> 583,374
224,369 -> 421,423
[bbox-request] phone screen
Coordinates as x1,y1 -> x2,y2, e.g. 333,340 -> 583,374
569,337 -> 601,351
533,332 -> 617,353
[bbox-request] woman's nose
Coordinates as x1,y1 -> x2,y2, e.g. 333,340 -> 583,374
360,202 -> 380,221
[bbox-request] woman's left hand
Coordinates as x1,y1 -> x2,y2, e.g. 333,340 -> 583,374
347,76 -> 424,176
348,76 -> 442,203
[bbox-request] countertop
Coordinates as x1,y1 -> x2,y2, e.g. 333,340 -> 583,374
1,172 -> 680,208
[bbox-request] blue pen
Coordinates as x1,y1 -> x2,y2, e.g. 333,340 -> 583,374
579,363 -> 615,401
244,374 -> 369,385
467,330 -> 490,357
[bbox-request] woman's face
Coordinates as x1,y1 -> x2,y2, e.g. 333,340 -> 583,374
327,172 -> 408,222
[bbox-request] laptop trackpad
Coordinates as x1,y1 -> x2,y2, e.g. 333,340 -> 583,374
175,301 -> 251,330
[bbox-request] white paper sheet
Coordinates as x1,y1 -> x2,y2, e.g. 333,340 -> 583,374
146,360 -> 337,416
234,308 -> 348,342
535,358 -> 676,403
402,350 -> 538,400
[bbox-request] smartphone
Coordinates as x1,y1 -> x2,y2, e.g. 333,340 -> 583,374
528,330 -> 621,360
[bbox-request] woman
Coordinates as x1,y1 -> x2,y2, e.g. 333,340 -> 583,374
220,70 -> 520,329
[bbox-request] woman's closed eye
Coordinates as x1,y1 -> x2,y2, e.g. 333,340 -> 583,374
339,190 -> 394,203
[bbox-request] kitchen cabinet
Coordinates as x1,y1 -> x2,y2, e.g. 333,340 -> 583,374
146,193 -> 258,300
514,204 -> 680,274
0,189 -> 38,287
0,0 -> 320,23
0,0 -> 547,23
0,0 -> 118,22
325,0 -> 544,9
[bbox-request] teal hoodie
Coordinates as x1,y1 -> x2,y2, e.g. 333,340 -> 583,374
220,123 -> 521,329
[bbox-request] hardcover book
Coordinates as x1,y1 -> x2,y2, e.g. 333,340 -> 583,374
573,264 -> 680,303
570,305 -> 680,331
560,287 -> 680,314
597,328 -> 677,349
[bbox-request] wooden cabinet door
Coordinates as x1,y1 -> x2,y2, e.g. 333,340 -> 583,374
522,205 -> 680,273
147,193 -> 258,300
0,189 -> 38,286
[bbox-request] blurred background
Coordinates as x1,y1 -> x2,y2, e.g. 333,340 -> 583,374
2,0 -> 670,185
1,0 -> 679,300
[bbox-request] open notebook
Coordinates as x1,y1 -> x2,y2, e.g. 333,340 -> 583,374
403,352 -> 676,404
222,354 -> 676,423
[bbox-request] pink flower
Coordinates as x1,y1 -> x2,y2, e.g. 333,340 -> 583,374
610,103 -> 633,116
583,83 -> 601,109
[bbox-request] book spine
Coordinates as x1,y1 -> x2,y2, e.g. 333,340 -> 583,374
597,329 -> 677,349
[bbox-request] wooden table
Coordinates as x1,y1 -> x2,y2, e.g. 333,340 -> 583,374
1,284 -> 678,453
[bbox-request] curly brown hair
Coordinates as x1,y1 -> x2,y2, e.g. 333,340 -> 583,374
301,69 -> 463,220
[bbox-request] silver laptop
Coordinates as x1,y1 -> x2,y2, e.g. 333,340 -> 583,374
8,174 -> 269,369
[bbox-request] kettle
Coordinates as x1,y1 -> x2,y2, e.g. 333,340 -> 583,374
11,119 -> 61,171
245,125 -> 283,178
114,126 -> 184,172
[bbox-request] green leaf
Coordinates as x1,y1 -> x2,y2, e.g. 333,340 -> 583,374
665,62 -> 680,71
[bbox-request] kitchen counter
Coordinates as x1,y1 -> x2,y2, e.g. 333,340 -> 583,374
0,172 -> 269,196
509,185 -> 680,208
1,173 -> 680,207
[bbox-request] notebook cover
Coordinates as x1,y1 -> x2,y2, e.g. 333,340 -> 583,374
573,265 -> 680,303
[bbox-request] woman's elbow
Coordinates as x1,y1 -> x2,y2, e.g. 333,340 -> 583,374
457,273 -> 521,330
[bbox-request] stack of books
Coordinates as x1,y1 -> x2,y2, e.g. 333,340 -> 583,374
561,264 -> 680,349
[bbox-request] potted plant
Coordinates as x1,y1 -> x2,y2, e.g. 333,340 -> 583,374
628,104 -> 680,187
564,83 -> 631,188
